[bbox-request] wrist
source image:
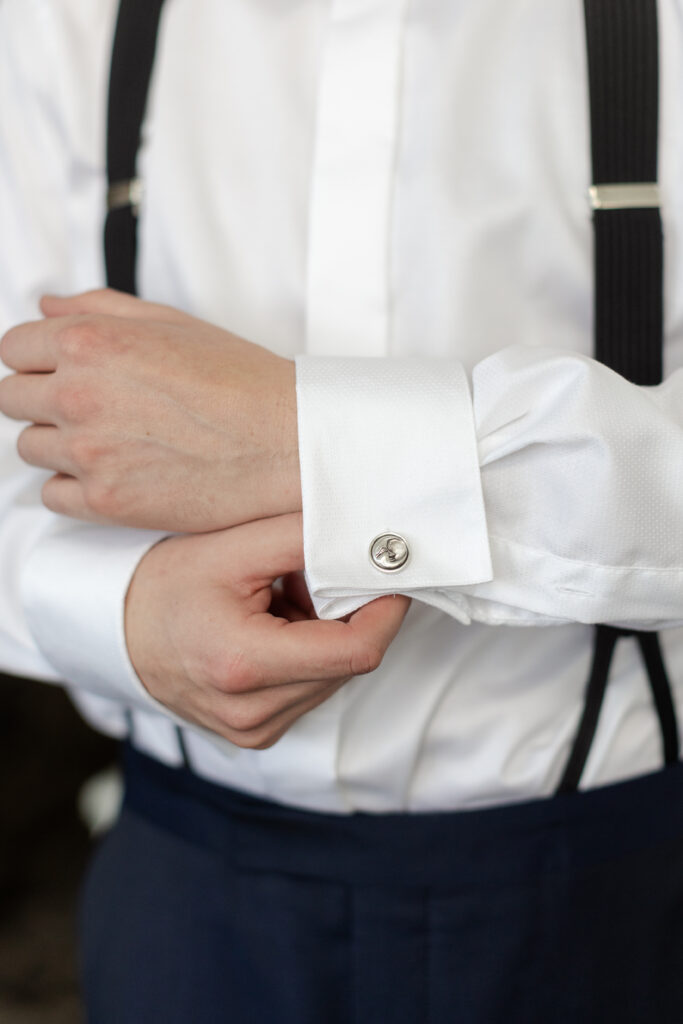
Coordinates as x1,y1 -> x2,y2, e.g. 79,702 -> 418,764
123,536 -> 172,698
269,357 -> 302,516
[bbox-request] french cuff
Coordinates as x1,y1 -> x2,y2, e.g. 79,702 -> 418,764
21,523 -> 169,709
295,356 -> 493,619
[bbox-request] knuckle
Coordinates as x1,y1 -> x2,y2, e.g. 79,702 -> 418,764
229,725 -> 280,751
16,427 -> 33,460
58,318 -> 104,362
82,475 -> 118,517
67,434 -> 101,471
350,639 -> 384,677
53,379 -> 100,423
0,380 -> 19,420
90,288 -> 117,303
221,702 -> 268,736
52,383 -> 73,420
201,646 -> 255,694
225,652 -> 261,694
246,733 -> 280,751
0,376 -> 12,411
200,649 -> 229,691
0,326 -> 20,365
41,476 -> 65,514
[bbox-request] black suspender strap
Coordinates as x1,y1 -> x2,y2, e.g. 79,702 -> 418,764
105,0 -> 167,294
559,626 -> 679,793
639,630 -> 680,764
106,0 -> 192,770
585,0 -> 663,384
557,0 -> 678,794
558,626 -> 620,793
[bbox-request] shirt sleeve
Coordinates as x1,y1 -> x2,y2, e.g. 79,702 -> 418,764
296,346 -> 683,629
0,0 -> 166,709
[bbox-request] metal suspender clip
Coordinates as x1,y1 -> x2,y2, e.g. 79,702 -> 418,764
589,182 -> 661,210
107,177 -> 144,215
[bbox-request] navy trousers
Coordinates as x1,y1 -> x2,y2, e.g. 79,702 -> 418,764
80,747 -> 683,1023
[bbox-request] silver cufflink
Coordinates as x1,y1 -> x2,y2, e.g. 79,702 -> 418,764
369,533 -> 410,572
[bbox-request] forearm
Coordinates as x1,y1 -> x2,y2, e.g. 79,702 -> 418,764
0,290 -> 302,532
5,287 -> 680,635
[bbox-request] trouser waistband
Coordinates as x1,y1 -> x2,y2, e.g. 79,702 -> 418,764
122,744 -> 683,889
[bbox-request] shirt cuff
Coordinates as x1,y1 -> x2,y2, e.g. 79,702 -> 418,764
21,522 -> 169,709
295,356 -> 493,619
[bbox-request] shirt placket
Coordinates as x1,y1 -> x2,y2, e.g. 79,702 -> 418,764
305,0 -> 411,357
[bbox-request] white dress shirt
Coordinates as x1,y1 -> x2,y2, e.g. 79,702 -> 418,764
1,0 -> 682,813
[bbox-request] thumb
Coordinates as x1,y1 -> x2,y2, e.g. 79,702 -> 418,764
346,593 -> 412,652
256,591 -> 411,684
40,288 -> 190,324
232,513 -> 411,644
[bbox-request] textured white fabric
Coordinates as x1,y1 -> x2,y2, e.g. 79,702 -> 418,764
21,524 -> 168,707
299,348 -> 683,628
296,356 -> 492,610
305,0 -> 410,358
0,0 -> 682,813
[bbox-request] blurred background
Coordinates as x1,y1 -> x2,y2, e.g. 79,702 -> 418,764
1,676 -> 117,1024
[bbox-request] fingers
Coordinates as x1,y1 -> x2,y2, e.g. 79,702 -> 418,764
41,474 -> 94,521
0,318 -> 62,372
2,290 -> 189,374
220,676 -> 342,731
347,593 -> 412,648
233,512 -> 305,581
17,425 -> 76,474
236,679 -> 347,749
0,372 -> 57,423
168,596 -> 406,749
250,592 -> 411,685
210,677 -> 346,750
218,515 -> 409,685
40,289 -> 190,324
281,572 -> 315,617
268,589 -> 311,623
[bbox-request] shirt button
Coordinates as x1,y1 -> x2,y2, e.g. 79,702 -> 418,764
370,533 -> 410,572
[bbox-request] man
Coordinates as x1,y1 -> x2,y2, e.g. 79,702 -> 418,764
1,0 -> 682,1021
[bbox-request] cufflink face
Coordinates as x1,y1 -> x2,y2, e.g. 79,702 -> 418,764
369,533 -> 410,572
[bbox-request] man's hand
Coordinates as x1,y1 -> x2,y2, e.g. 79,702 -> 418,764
0,289 -> 300,532
125,513 -> 410,749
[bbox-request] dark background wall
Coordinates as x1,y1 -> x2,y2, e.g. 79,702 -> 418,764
1,677 -> 117,1024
